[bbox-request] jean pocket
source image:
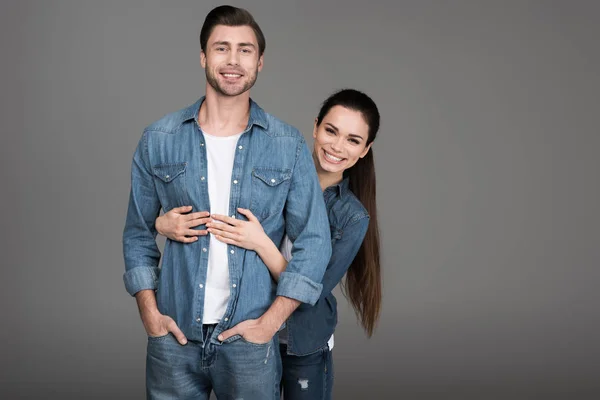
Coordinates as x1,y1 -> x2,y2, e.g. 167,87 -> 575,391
152,162 -> 189,210
147,332 -> 171,342
250,167 -> 292,219
222,334 -> 242,344
239,336 -> 272,347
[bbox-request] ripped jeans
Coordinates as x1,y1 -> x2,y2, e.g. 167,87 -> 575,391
280,344 -> 333,400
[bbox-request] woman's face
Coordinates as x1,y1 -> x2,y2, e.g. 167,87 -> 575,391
313,105 -> 372,176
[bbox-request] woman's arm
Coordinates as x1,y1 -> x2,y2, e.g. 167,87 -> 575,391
318,215 -> 369,300
208,208 -> 288,280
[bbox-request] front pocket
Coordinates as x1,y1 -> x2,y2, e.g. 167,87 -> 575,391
152,162 -> 189,210
250,167 -> 292,219
147,332 -> 171,342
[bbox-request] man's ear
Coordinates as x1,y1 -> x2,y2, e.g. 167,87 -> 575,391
200,51 -> 206,69
257,54 -> 264,72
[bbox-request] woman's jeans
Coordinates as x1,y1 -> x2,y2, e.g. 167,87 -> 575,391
280,343 -> 334,400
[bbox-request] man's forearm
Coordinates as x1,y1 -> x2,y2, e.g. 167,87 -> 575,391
135,289 -> 160,320
259,296 -> 300,332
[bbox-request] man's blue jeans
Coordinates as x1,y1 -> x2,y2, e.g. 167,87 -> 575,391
146,325 -> 281,400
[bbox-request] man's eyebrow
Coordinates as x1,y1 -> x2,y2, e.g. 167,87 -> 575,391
212,41 -> 256,48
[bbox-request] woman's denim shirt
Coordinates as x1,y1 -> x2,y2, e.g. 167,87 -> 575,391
122,98 -> 331,344
285,177 -> 369,356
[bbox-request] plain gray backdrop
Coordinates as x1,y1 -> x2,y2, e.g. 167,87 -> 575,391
2,1 -> 599,399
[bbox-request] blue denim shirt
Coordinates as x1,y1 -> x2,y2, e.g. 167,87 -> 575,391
123,97 -> 331,343
285,177 -> 369,355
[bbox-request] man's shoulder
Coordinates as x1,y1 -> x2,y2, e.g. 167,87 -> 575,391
143,100 -> 199,135
260,111 -> 304,140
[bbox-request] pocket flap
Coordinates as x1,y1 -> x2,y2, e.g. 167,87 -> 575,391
252,167 -> 292,186
153,162 -> 187,183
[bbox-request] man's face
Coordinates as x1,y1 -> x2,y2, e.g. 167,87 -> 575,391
201,25 -> 263,97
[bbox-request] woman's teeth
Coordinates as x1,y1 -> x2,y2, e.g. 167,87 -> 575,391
324,151 -> 343,162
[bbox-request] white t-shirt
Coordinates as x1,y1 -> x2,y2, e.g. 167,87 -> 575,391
279,235 -> 334,350
202,130 -> 243,323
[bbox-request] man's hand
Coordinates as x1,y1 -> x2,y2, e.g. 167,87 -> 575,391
141,309 -> 188,345
155,205 -> 210,243
217,318 -> 279,345
136,289 -> 187,345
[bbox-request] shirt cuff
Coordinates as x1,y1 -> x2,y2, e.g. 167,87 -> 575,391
276,271 -> 323,305
123,266 -> 159,296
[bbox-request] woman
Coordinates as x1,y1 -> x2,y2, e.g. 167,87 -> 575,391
156,89 -> 381,399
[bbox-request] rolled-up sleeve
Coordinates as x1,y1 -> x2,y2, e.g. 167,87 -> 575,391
277,138 -> 331,305
122,132 -> 162,296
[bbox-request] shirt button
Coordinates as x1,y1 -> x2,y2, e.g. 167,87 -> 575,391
224,317 -> 229,322
199,284 -> 203,288
231,215 -> 235,218
238,145 -> 243,150
202,248 -> 207,252
200,143 -> 205,146
165,175 -> 170,179
233,180 -> 238,184
232,284 -> 236,288
196,318 -> 201,322
201,176 -> 205,181
270,178 -> 276,183
230,249 -> 234,254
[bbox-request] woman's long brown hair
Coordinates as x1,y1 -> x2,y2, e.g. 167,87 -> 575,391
316,89 -> 382,337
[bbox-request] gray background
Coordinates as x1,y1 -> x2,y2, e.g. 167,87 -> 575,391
2,0 -> 599,399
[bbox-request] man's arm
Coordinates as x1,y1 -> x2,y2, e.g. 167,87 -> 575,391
123,132 -> 187,344
276,137 -> 331,304
218,137 -> 331,343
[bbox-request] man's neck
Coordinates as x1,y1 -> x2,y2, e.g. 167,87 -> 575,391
198,88 -> 251,137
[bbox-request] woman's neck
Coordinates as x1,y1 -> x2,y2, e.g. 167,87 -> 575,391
313,152 -> 343,191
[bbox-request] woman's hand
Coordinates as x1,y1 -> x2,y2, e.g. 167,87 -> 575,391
155,205 -> 210,243
207,208 -> 269,251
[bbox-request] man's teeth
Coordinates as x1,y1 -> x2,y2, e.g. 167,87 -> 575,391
325,152 -> 343,162
223,73 -> 241,77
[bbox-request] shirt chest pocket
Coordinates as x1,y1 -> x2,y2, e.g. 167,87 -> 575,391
250,167 -> 292,220
152,162 -> 190,211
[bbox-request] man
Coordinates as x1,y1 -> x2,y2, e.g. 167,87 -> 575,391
122,5 -> 331,399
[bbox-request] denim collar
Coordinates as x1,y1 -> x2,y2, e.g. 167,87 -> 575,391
325,177 -> 350,199
181,96 -> 269,130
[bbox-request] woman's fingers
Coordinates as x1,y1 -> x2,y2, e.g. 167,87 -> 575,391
210,214 -> 239,226
236,208 -> 258,222
186,217 -> 212,229
184,211 -> 210,222
213,234 -> 239,245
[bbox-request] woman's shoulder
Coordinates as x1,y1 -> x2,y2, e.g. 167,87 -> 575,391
329,189 -> 369,230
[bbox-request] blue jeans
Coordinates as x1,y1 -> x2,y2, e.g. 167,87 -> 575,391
280,344 -> 333,400
146,325 -> 281,400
